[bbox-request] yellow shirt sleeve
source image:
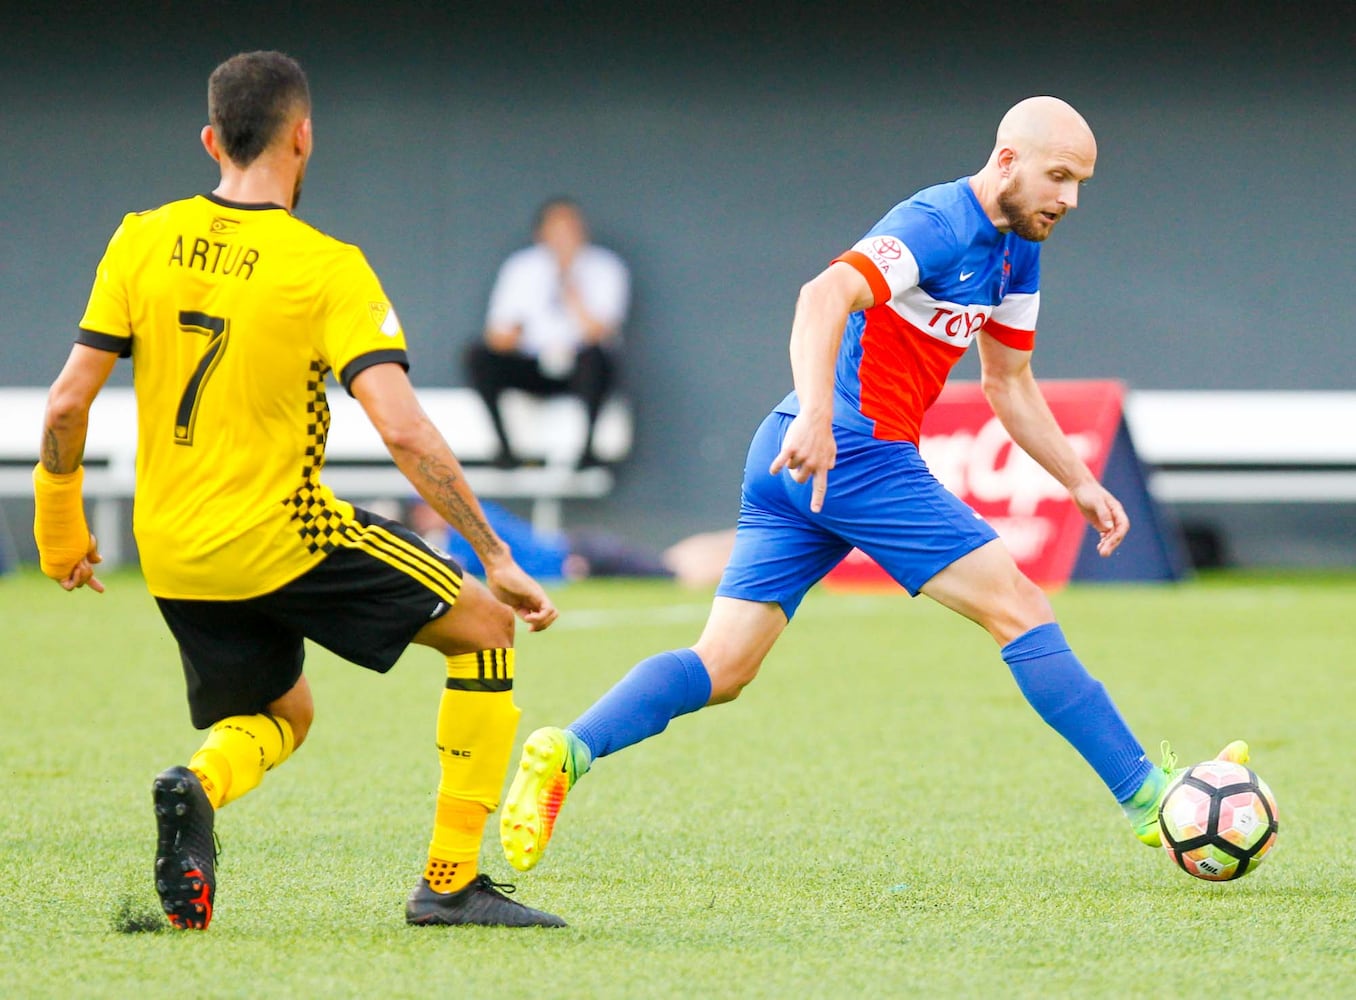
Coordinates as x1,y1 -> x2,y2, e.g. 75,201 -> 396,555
76,214 -> 137,356
315,246 -> 409,391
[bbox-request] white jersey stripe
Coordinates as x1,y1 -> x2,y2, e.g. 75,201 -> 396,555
846,234 -> 921,299
989,290 -> 1039,330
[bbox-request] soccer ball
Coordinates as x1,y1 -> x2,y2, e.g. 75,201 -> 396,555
1158,760 -> 1278,881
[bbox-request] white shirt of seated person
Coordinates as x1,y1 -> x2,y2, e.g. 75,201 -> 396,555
485,241 -> 630,377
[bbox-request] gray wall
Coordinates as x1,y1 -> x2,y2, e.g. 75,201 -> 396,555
3,3 -> 1353,558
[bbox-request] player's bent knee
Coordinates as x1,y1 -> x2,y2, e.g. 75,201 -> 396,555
987,579 -> 1056,645
269,675 -> 315,748
473,596 -> 516,649
413,577 -> 516,655
692,597 -> 784,705
707,677 -> 753,705
279,706 -> 313,749
1013,577 -> 1055,628
700,650 -> 764,705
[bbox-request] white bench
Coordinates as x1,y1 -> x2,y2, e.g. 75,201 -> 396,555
0,386 -> 632,566
5,387 -> 1350,568
1123,391 -> 1356,503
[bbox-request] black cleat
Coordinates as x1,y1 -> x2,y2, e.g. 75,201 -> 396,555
405,874 -> 566,928
152,766 -> 217,930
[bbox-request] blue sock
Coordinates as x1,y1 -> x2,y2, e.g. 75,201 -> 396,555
568,648 -> 712,761
1001,623 -> 1152,802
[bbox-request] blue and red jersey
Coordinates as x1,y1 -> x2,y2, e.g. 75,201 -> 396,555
777,177 -> 1041,444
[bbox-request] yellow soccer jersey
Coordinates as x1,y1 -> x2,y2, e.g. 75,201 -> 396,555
77,193 -> 409,599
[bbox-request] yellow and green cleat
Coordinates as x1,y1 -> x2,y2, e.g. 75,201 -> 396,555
500,727 -> 588,872
1127,739 -> 1250,847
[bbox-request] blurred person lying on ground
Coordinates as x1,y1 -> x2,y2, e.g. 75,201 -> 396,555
407,500 -> 734,588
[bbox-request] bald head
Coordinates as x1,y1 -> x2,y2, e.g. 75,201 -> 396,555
993,96 -> 1096,163
971,96 -> 1097,242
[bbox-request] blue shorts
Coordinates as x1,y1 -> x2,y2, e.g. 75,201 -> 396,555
716,411 -> 997,619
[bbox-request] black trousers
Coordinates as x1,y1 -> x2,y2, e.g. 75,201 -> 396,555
464,341 -> 616,460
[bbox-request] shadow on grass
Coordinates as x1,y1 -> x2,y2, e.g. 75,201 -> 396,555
111,895 -> 168,934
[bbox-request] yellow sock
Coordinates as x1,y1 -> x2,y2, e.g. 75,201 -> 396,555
189,713 -> 295,809
424,797 -> 489,892
425,649 -> 521,893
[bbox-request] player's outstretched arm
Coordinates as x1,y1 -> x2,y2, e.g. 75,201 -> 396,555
34,345 -> 118,592
350,362 -> 558,631
976,332 -> 1129,556
769,262 -> 874,512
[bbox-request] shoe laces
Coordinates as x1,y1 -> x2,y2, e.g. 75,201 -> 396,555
474,874 -> 518,897
1158,740 -> 1178,775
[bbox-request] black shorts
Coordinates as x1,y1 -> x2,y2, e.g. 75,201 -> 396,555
156,506 -> 463,729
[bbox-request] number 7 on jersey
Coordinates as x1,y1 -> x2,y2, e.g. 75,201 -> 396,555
175,310 -> 230,446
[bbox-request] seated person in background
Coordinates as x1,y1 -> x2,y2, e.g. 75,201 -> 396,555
466,197 -> 630,469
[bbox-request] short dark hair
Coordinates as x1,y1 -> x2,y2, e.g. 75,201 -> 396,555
207,51 -> 311,167
532,196 -> 582,233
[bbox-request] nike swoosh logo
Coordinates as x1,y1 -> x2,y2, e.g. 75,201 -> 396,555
959,270 -> 975,281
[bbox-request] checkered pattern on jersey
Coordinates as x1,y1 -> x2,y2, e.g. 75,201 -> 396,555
284,360 -> 347,554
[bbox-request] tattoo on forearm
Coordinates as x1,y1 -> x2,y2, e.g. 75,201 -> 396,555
40,428 -> 82,474
416,455 -> 504,557
41,429 -> 59,472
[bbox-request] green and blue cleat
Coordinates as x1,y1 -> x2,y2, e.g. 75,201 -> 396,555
1125,739 -> 1250,847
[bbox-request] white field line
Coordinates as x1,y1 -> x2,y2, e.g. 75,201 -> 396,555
552,594 -> 910,631
547,583 -> 1323,631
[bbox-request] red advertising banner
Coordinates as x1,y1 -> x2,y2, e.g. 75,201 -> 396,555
826,379 -> 1127,590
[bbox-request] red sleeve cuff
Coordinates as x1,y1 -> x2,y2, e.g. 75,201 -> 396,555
833,251 -> 891,308
983,319 -> 1036,352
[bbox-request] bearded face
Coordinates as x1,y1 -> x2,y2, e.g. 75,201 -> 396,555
996,170 -> 1065,242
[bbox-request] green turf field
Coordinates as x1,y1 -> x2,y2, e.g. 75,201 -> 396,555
2,567 -> 1353,998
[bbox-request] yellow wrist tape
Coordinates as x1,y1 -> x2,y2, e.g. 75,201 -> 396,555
32,463 -> 91,580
